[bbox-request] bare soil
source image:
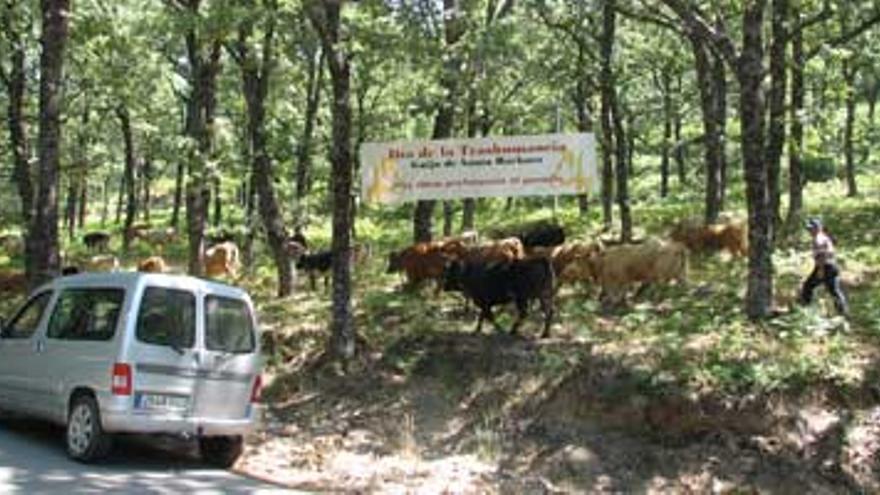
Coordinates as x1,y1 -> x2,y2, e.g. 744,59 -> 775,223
239,332 -> 880,493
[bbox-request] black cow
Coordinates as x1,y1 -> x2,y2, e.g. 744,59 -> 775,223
296,250 -> 333,290
442,257 -> 555,338
83,231 -> 111,252
519,222 -> 565,249
290,226 -> 308,251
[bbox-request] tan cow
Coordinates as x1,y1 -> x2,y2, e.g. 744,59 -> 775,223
205,241 -> 241,279
137,256 -> 167,273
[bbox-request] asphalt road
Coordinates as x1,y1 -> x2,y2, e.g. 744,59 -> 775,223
0,415 -> 290,494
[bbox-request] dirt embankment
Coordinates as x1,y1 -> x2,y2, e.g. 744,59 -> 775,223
243,332 -> 880,493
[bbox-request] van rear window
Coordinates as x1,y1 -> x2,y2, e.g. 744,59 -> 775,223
136,287 -> 196,349
205,296 -> 255,353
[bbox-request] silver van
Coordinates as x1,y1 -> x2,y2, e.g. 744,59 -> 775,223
0,272 -> 263,467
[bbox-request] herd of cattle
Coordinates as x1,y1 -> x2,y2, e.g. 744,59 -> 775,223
0,216 -> 749,336
384,217 -> 748,337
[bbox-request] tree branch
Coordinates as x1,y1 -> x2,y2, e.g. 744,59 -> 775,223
805,9 -> 880,60
658,0 -> 738,67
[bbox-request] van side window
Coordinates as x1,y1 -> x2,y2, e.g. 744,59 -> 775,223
47,289 -> 124,341
2,291 -> 52,339
205,296 -> 255,353
136,287 -> 195,349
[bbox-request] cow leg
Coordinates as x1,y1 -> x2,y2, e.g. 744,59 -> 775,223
539,292 -> 554,339
474,307 -> 488,334
309,272 -> 317,290
634,282 -> 651,299
511,298 -> 528,336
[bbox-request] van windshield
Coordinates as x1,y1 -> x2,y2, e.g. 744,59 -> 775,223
136,287 -> 196,349
205,296 -> 255,353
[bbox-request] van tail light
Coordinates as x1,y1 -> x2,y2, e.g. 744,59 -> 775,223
111,363 -> 132,396
250,374 -> 263,403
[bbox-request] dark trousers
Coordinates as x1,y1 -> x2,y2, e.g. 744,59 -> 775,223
800,262 -> 848,315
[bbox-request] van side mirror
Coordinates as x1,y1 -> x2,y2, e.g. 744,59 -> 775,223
0,316 -> 5,337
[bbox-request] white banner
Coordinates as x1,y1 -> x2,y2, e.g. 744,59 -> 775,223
360,133 -> 598,204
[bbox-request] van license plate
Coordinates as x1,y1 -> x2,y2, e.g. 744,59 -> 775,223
136,393 -> 189,411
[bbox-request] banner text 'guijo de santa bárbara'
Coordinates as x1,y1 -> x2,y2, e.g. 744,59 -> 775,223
359,133 -> 598,204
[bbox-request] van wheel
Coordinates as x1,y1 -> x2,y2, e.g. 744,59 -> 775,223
199,435 -> 243,468
66,395 -> 112,462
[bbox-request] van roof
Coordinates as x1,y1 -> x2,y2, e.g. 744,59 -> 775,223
40,271 -> 249,299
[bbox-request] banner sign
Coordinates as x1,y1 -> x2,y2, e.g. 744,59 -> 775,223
360,133 -> 598,204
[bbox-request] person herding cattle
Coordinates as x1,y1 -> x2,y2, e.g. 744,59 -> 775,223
799,218 -> 848,316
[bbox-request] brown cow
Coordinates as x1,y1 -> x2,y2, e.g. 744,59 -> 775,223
529,241 -> 604,286
670,218 -> 748,257
442,237 -> 525,264
137,256 -> 167,273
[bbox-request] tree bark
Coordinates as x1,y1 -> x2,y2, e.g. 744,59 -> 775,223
27,0 -> 69,288
142,155 -> 152,223
689,34 -> 724,224
309,0 -> 356,361
2,3 -> 34,225
765,0 -> 788,229
235,1 -> 294,297
295,49 -> 324,201
180,10 -> 221,276
659,71 -> 672,198
712,49 -> 728,209
738,1 -> 774,319
64,176 -> 77,240
118,104 -> 137,253
599,0 -> 617,232
787,25 -> 805,225
844,61 -> 858,197
414,0 -> 463,243
77,176 -> 87,227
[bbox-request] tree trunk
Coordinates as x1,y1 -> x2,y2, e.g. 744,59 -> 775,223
309,0 -> 356,361
442,201 -> 454,237
27,0 -> 70,288
712,49 -> 728,209
142,155 -> 151,223
414,0 -> 463,244
689,35 -> 724,224
78,176 -> 87,228
3,4 -> 34,226
573,76 -> 594,214
180,13 -> 220,276
64,177 -> 77,240
212,176 -> 222,226
171,161 -> 184,229
738,1 -> 774,319
461,198 -> 476,231
660,71 -> 672,198
236,8 -> 294,298
115,171 -> 125,225
118,105 -> 138,253
296,49 -> 324,202
844,62 -> 858,197
673,95 -> 686,186
599,0 -> 616,231
787,26 -> 805,225
765,0 -> 788,230
101,176 -> 110,227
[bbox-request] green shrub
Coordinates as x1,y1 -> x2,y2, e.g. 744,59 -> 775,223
802,154 -> 837,183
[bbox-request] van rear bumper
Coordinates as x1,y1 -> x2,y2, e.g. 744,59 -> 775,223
102,405 -> 262,437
